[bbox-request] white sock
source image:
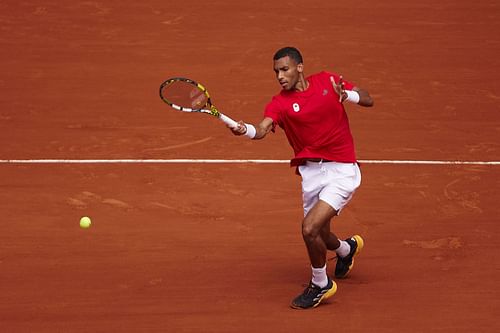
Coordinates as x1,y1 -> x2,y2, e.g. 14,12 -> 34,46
311,264 -> 328,288
336,240 -> 351,258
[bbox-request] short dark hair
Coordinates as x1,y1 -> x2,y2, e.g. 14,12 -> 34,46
273,46 -> 303,64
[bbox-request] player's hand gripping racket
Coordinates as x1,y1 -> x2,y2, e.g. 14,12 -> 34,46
159,77 -> 238,129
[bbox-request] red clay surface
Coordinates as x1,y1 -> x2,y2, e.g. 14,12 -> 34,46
1,1 -> 499,332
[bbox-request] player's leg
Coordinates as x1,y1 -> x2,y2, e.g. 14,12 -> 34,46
318,162 -> 364,278
291,200 -> 338,309
319,218 -> 340,251
319,220 -> 364,278
301,200 -> 337,268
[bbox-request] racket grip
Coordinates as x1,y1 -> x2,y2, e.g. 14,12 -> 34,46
219,113 -> 239,129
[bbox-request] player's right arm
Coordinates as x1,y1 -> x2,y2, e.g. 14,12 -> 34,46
230,117 -> 274,140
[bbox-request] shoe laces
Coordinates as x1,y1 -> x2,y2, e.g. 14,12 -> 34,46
303,282 -> 321,295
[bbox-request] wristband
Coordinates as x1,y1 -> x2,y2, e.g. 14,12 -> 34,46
345,90 -> 360,104
244,124 -> 256,139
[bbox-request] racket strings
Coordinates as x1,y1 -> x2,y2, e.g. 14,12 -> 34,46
161,81 -> 208,109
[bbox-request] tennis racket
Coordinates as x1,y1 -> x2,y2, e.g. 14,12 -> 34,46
159,77 -> 238,128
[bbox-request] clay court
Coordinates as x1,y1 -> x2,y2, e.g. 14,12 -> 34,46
1,0 -> 499,332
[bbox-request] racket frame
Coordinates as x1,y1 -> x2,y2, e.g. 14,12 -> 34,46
159,77 -> 238,128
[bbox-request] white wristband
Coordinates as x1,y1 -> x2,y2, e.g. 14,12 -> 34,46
244,124 -> 256,139
345,90 -> 360,104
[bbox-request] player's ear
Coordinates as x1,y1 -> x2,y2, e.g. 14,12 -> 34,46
297,63 -> 304,73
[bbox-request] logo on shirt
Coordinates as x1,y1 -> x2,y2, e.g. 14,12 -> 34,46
323,89 -> 328,96
292,103 -> 300,112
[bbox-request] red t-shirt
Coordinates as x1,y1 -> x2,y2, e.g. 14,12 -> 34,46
264,71 -> 357,166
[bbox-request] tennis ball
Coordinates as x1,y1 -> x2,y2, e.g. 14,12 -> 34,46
80,216 -> 92,229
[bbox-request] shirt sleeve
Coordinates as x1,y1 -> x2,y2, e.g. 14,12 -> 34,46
264,95 -> 283,130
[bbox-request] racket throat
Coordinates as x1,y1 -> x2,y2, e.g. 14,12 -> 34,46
210,105 -> 220,117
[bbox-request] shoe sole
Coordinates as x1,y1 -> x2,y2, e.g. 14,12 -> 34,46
352,235 -> 364,256
337,235 -> 364,279
290,281 -> 338,310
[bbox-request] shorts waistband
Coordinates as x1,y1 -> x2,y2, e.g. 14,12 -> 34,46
304,158 -> 334,163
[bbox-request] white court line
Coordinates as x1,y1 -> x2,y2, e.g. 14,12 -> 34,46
0,159 -> 499,165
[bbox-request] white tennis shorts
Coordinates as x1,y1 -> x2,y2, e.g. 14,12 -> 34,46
298,161 -> 361,216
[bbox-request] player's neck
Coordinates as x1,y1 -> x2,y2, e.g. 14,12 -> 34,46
294,75 -> 309,92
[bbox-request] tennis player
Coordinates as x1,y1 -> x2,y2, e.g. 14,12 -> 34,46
231,46 -> 374,309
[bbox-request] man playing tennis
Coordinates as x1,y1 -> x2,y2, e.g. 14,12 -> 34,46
231,46 -> 374,309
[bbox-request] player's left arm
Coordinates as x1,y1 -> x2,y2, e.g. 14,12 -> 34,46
330,75 -> 374,107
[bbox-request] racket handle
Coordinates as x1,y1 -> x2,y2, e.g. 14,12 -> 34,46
219,113 -> 239,129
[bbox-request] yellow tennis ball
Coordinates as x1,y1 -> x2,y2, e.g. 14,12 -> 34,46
80,216 -> 92,229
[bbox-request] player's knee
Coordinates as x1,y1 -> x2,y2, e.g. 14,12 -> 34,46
301,221 -> 320,242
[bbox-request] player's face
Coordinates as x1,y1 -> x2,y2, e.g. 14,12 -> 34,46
273,56 -> 303,91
